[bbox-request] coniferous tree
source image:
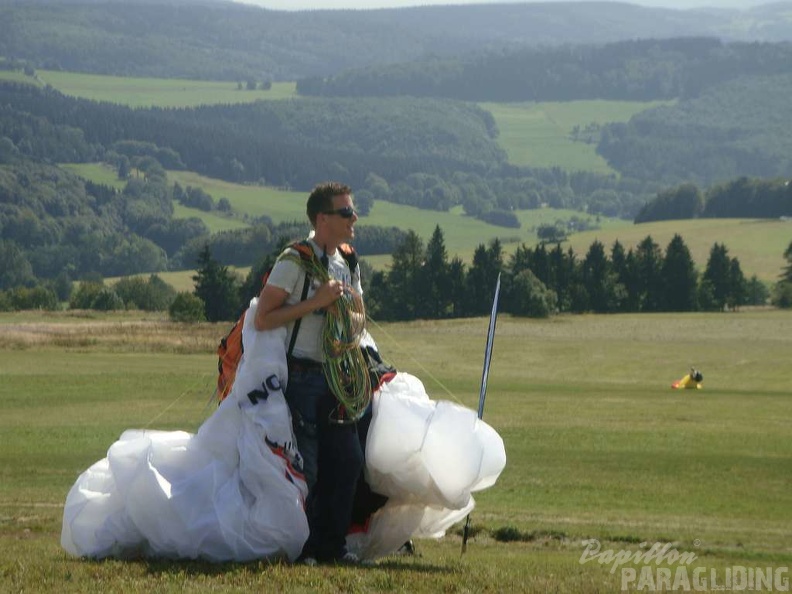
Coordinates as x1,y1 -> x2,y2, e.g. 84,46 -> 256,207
702,243 -> 732,311
384,230 -> 424,320
609,240 -> 631,312
727,257 -> 747,310
192,244 -> 240,322
581,240 -> 613,312
781,241 -> 792,283
465,239 -> 503,316
447,256 -> 466,318
418,225 -> 451,319
634,236 -> 664,312
660,234 -> 698,311
773,241 -> 792,308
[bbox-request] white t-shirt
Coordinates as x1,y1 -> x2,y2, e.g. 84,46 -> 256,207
265,239 -> 362,362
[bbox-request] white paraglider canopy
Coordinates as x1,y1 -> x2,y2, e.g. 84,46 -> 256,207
61,298 -> 507,562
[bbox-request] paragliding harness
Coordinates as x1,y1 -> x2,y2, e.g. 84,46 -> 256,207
215,240 -> 358,403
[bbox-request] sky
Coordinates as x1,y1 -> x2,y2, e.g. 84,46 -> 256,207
233,0 -> 770,11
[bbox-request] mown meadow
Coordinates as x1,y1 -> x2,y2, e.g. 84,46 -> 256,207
1,308 -> 790,592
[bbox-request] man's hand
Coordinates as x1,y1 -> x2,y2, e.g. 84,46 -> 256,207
313,279 -> 345,310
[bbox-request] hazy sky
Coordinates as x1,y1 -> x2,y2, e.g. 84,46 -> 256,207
234,0 -> 769,11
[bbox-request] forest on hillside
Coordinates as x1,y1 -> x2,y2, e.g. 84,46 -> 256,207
299,38 -> 792,102
2,1 -> 792,82
0,80 -> 661,222
2,1 -> 792,311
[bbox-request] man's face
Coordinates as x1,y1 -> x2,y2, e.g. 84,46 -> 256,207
321,193 -> 358,242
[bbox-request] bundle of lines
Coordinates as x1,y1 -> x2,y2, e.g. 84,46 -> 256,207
284,252 -> 371,420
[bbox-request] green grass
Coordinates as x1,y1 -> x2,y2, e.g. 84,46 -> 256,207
61,162 -> 126,190
35,70 -> 298,108
1,309 -> 790,591
165,170 -> 613,259
482,100 -> 672,173
0,69 -> 41,86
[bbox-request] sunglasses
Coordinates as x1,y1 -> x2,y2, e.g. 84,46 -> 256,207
322,206 -> 357,219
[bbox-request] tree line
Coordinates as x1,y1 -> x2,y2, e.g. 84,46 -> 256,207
5,2 -> 789,83
635,177 -> 792,223
180,226 -> 789,325
6,224 -> 791,318
364,226 -> 776,320
298,38 -> 792,103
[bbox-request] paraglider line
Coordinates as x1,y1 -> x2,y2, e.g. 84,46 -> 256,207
365,315 -> 465,407
144,373 -> 216,431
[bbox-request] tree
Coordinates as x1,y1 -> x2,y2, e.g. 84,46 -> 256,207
382,230 -> 424,320
580,240 -> 615,312
660,234 -> 698,311
465,239 -> 503,316
634,236 -> 664,312
417,225 -> 450,319
781,240 -> 792,283
447,256 -> 466,318
192,245 -> 241,322
536,224 -> 567,244
727,257 -> 747,310
702,243 -> 732,311
773,241 -> 792,309
745,275 -> 770,306
0,240 -> 35,290
510,269 -> 556,318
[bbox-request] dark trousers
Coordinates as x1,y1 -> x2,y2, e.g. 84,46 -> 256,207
286,364 -> 365,561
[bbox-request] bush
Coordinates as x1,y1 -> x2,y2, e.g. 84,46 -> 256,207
169,292 -> 206,322
509,269 -> 557,318
69,282 -> 105,310
113,274 -> 176,311
8,286 -> 57,310
92,288 -> 124,311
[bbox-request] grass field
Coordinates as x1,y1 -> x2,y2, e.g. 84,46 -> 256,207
33,70 -> 298,108
0,309 -> 790,592
481,100 -> 672,173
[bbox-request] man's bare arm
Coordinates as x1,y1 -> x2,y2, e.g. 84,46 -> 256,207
254,279 -> 345,331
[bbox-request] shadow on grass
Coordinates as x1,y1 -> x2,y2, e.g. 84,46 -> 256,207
89,554 -> 454,577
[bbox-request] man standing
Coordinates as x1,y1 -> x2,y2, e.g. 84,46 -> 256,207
254,181 -> 366,565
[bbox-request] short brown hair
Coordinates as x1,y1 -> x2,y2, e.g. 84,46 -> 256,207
306,181 -> 352,226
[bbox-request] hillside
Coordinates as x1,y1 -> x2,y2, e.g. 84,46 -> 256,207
2,1 -> 792,81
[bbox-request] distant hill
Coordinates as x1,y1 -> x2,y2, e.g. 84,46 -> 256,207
2,0 -> 792,80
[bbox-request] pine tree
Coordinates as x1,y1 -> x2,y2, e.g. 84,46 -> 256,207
781,241 -> 792,283
192,244 -> 240,322
661,234 -> 698,311
635,236 -> 664,312
418,225 -> 450,319
385,230 -> 424,320
702,243 -> 732,311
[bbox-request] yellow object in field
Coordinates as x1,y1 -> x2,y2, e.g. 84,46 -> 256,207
672,368 -> 703,389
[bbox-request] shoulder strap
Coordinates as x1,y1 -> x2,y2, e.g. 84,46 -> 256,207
338,243 -> 358,274
285,241 -> 356,357
287,272 -> 311,358
286,240 -> 316,358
